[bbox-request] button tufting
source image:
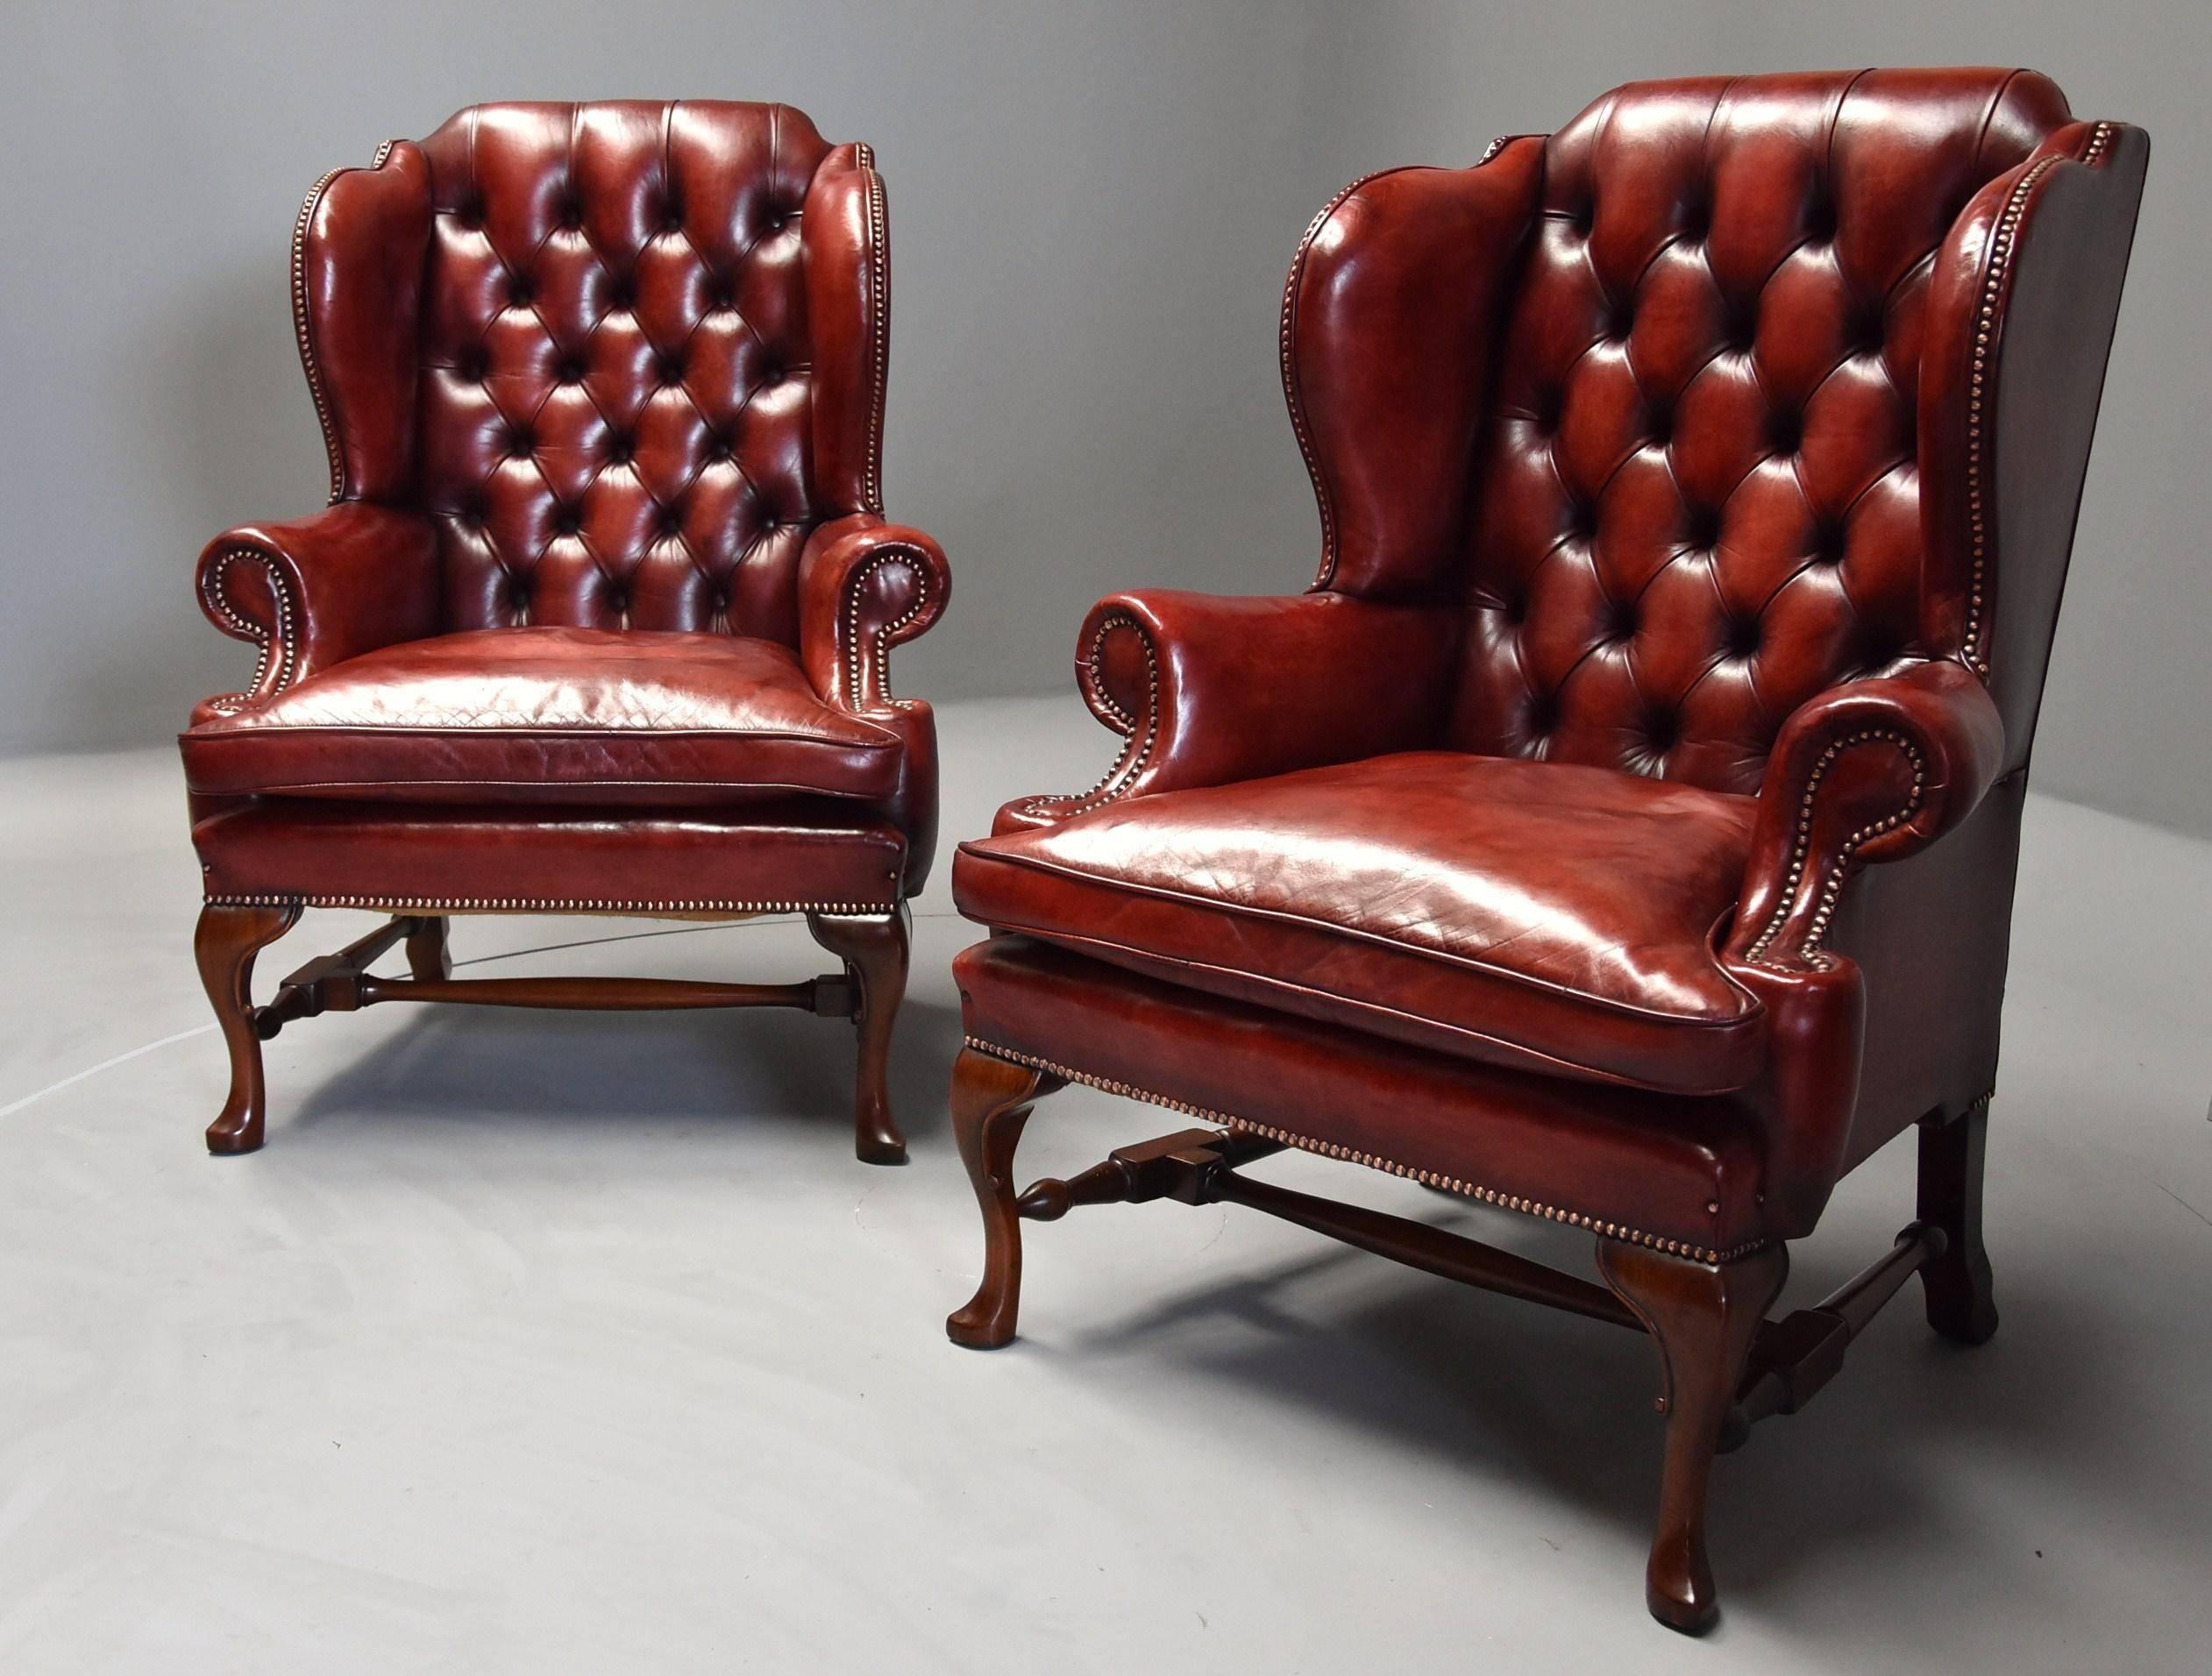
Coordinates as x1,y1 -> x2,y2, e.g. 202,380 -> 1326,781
1769,410 -> 1803,453
552,507 -> 580,536
508,277 -> 534,308
1811,523 -> 1847,565
608,277 -> 637,309
1684,507 -> 1721,550
556,357 -> 583,384
1724,615 -> 1761,657
605,435 -> 633,465
508,428 -> 536,458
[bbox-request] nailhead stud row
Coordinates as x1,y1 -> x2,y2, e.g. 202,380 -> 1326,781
1017,613 -> 1159,818
200,549 -> 302,702
965,1037 -> 1758,1264
1743,728 -> 1926,970
1962,122 -> 2114,673
209,893 -> 898,914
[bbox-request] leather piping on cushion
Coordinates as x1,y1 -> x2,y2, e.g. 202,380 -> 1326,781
958,859 -> 1766,1095
179,630 -> 909,806
960,1037 -> 1767,1266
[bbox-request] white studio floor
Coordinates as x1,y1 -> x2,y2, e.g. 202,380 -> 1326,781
4,693 -> 2209,1673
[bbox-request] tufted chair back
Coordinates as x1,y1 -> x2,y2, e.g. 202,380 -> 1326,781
1286,69 -> 2139,799
294,101 -> 890,647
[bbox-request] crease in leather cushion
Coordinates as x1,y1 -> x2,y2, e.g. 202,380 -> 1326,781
952,752 -> 1767,1094
181,627 -> 906,806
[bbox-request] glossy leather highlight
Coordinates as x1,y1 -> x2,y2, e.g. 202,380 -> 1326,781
959,754 -> 1765,1092
182,628 -> 905,806
956,67 -> 2147,1250
183,100 -> 948,907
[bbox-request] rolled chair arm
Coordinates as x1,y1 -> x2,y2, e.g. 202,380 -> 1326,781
192,501 -> 440,716
797,513 -> 951,712
999,588 -> 1459,832
1725,658 -> 2006,975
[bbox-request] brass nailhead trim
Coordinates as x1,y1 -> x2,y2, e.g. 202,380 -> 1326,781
1281,174 -> 1374,591
1744,728 -> 1927,970
843,546 -> 932,707
964,1036 -> 1758,1265
208,893 -> 895,914
860,159 -> 891,516
1961,122 -> 2115,673
200,547 -> 302,701
1017,612 -> 1160,818
291,167 -> 350,505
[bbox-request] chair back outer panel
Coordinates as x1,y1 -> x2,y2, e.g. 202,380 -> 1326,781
294,101 -> 888,647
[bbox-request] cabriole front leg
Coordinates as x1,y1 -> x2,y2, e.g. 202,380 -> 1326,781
806,906 -> 911,1165
945,1048 -> 1062,1349
193,902 -> 301,1154
1597,1239 -> 1789,1635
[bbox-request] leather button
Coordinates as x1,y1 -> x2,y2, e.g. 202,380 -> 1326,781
558,196 -> 583,230
1805,195 -> 1838,244
1607,600 -> 1639,642
662,203 -> 684,232
458,350 -> 488,381
606,436 -> 633,465
551,507 -> 580,536
608,278 -> 637,309
1769,410 -> 1803,453
508,277 -> 534,307
556,357 -> 584,384
659,356 -> 686,384
1647,711 -> 1681,750
1724,615 -> 1761,657
1684,507 -> 1721,550
758,365 -> 783,387
508,428 -> 536,458
1811,523 -> 1847,565
658,506 -> 686,536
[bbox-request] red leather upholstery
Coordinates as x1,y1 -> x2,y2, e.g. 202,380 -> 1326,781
955,69 -> 2148,1248
959,754 -> 1763,1092
182,101 -> 948,905
195,801 -> 905,914
955,937 -> 1772,1259
181,629 -> 904,806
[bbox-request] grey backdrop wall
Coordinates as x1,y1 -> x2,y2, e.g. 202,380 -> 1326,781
4,1 -> 2204,834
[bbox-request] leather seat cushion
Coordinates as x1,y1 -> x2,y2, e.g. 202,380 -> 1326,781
952,752 -> 1767,1094
181,628 -> 905,806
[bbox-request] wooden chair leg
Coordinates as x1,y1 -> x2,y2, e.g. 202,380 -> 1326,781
945,1048 -> 1061,1349
193,901 -> 301,1154
403,914 -> 452,980
1597,1239 -> 1789,1635
1918,1101 -> 2000,1345
806,907 -> 911,1165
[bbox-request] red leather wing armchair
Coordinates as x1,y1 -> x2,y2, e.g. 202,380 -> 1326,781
181,102 -> 948,1164
942,70 -> 2146,1631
